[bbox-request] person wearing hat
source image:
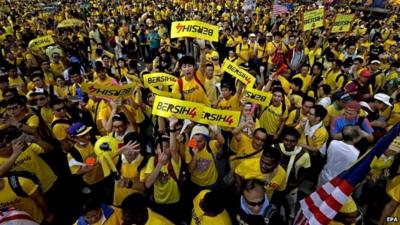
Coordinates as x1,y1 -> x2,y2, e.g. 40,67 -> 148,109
185,124 -> 225,193
360,93 -> 392,141
369,60 -> 384,92
331,101 -> 374,146
344,68 -> 373,102
324,91 -> 352,127
50,52 -> 66,78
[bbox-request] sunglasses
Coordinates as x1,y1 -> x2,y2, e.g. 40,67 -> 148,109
246,198 -> 265,207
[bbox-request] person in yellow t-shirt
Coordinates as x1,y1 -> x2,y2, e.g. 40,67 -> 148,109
0,127 -> 57,194
236,35 -> 251,65
285,96 -> 315,128
230,125 -> 268,171
144,117 -> 182,224
185,124 -> 224,191
324,59 -> 345,92
7,67 -> 26,94
259,87 -> 289,140
324,91 -> 351,127
293,65 -> 312,93
172,52 -> 210,105
50,98 -> 74,151
191,189 -> 232,225
204,63 -> 218,107
121,193 -> 174,225
267,31 -> 288,68
235,146 -> 286,200
93,63 -> 118,87
216,80 -> 242,111
113,132 -> 146,207
49,53 -> 66,77
74,198 -> 123,225
29,89 -> 53,129
379,173 -> 400,225
0,176 -> 53,224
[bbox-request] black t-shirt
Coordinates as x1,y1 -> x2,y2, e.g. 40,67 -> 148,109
369,44 -> 384,61
234,205 -> 285,225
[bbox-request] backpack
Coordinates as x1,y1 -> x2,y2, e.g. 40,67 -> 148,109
335,73 -> 348,90
177,73 -> 207,100
8,171 -> 41,197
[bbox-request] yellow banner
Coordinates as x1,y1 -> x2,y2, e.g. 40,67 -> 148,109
148,86 -> 181,99
221,59 -> 256,86
28,36 -> 55,50
57,19 -> 84,28
197,107 -> 241,128
171,20 -> 219,42
302,8 -> 325,31
331,14 -> 355,33
81,82 -> 135,98
152,95 -> 203,120
143,73 -> 178,88
243,87 -> 272,106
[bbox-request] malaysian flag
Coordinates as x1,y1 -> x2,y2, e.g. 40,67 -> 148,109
272,2 -> 289,17
294,122 -> 400,225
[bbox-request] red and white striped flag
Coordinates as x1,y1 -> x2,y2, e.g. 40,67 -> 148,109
294,122 -> 400,225
272,3 -> 288,17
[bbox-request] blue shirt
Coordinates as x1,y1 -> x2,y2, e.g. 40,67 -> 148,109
330,115 -> 374,136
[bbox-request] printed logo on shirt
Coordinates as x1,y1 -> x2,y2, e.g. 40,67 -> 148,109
196,159 -> 211,173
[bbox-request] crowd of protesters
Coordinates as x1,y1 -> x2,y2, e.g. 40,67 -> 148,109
0,0 -> 400,225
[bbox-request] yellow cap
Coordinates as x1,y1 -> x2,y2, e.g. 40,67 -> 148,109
94,136 -> 119,156
340,196 -> 357,214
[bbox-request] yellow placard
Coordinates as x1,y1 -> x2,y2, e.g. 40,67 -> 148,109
81,82 -> 135,98
302,8 -> 325,31
221,59 -> 256,86
28,36 -> 55,50
148,86 -> 181,99
125,74 -> 144,87
171,20 -> 219,42
57,19 -> 84,28
331,14 -> 355,33
243,87 -> 272,106
152,95 -> 203,120
143,73 -> 178,88
197,107 -> 241,128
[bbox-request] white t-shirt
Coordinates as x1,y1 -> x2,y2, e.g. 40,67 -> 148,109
318,96 -> 331,109
318,140 -> 359,186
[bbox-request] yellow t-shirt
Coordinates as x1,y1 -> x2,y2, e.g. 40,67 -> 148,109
285,109 -> 306,127
50,61 -> 66,77
235,158 -> 286,199
297,124 -> 329,149
324,69 -> 344,92
0,143 -> 57,193
0,177 -> 44,223
113,154 -> 146,206
86,100 -> 111,135
305,47 -> 322,66
278,76 -> 291,94
40,107 -> 54,129
73,206 -> 124,225
293,73 -> 312,93
93,76 -> 116,87
191,190 -> 232,225
8,76 -> 26,92
229,135 -> 262,171
217,93 -> 240,111
145,156 -> 181,204
387,103 -> 400,130
204,77 -> 218,107
146,208 -> 174,225
325,103 -> 343,127
267,41 -> 288,64
386,175 -> 400,222
236,43 -> 251,64
172,72 -> 209,105
68,143 -> 104,185
370,155 -> 394,177
185,140 -> 219,187
259,97 -> 289,136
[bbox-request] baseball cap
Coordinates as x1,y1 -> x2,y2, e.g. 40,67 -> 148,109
370,60 -> 381,65
112,112 -> 128,123
333,91 -> 352,103
68,122 -> 92,137
29,88 -> 48,97
346,101 -> 361,111
266,32 -> 273,37
374,93 -> 392,107
190,125 -> 210,139
249,33 -> 256,38
389,136 -> 400,152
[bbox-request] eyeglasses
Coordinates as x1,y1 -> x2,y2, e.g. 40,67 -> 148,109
246,198 -> 265,207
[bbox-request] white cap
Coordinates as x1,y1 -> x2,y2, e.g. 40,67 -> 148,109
190,125 -> 210,139
374,93 -> 392,107
371,60 -> 381,65
266,32 -> 273,37
249,33 -> 256,37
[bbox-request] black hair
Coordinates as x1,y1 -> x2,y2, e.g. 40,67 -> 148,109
81,198 -> 101,215
201,190 -> 225,215
254,128 -> 267,136
281,127 -> 300,140
179,55 -> 195,67
262,146 -> 282,162
112,112 -> 128,123
320,84 -> 331,95
291,78 -> 303,88
0,127 -> 22,143
49,97 -> 64,108
313,105 -> 328,121
123,132 -> 141,145
334,59 -> 344,67
302,96 -> 315,105
353,57 -> 364,64
0,75 -> 8,83
120,193 -> 148,223
30,72 -> 44,81
6,95 -> 27,107
272,87 -> 285,97
240,179 -> 266,193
